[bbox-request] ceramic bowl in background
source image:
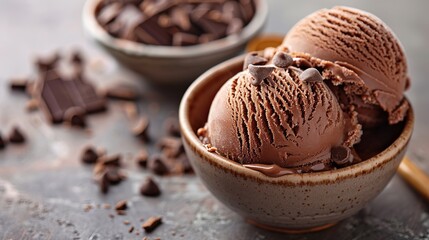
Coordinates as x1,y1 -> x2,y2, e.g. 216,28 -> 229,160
82,0 -> 268,85
179,55 -> 414,232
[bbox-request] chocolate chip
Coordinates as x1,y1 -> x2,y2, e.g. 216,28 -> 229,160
140,177 -> 161,197
115,200 -> 128,211
105,168 -> 124,185
159,137 -> 183,158
142,216 -> 162,233
273,52 -> 293,69
132,117 -> 150,141
9,78 -> 29,91
172,32 -> 199,46
248,64 -> 275,86
8,127 -> 26,144
104,86 -> 139,101
243,52 -> 268,70
136,149 -> 149,168
81,146 -> 99,164
71,50 -> 84,65
164,117 -> 181,137
64,107 -> 87,128
331,146 -> 352,166
0,133 -> 6,150
149,154 -> 169,176
299,68 -> 323,83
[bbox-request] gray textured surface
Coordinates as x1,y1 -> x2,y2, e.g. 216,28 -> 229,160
1,0 -> 429,239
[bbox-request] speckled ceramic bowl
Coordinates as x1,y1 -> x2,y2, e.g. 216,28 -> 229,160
83,0 -> 268,85
179,55 -> 414,232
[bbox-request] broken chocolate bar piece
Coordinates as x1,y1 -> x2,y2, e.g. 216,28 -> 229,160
142,216 -> 162,233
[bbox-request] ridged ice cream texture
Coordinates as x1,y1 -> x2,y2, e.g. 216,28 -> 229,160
207,50 -> 358,168
282,6 -> 409,125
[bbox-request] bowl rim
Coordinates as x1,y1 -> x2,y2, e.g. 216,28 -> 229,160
82,0 -> 268,58
179,55 -> 414,184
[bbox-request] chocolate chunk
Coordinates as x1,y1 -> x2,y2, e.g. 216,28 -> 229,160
164,117 -> 181,137
104,86 -> 140,101
132,117 -> 150,141
172,32 -> 199,46
243,53 -> 267,70
99,172 -> 110,194
97,2 -> 122,26
273,52 -> 293,69
198,33 -> 216,44
158,137 -> 183,158
105,168 -> 123,185
299,68 -> 323,83
36,53 -> 60,72
40,75 -> 106,124
331,146 -> 352,166
248,64 -> 275,86
149,154 -> 169,176
195,17 -> 228,38
8,127 -> 26,144
142,216 -> 162,233
81,146 -> 99,164
115,200 -> 128,211
100,154 -> 122,167
170,7 -> 192,31
0,133 -> 6,149
135,16 -> 172,45
136,149 -> 149,168
227,18 -> 243,35
223,1 -> 243,21
64,107 -> 87,128
9,78 -> 29,91
140,177 -> 161,197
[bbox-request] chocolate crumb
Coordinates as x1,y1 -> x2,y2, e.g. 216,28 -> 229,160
109,213 -> 115,219
299,68 -> 323,83
133,117 -> 150,141
105,86 -> 139,101
248,64 -> 275,86
83,204 -> 93,212
105,168 -> 124,185
64,107 -> 87,128
142,216 -> 162,233
149,154 -> 169,176
128,226 -> 135,233
116,210 -> 127,215
99,172 -> 110,194
243,52 -> 267,70
273,52 -> 293,69
115,200 -> 128,211
8,126 -> 26,144
123,220 -> 130,225
140,177 -> 161,197
81,146 -> 99,164
331,146 -> 352,166
9,78 -> 29,91
136,149 -> 149,168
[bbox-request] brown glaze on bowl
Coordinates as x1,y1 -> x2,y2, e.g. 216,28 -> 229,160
83,0 -> 268,85
179,55 -> 414,231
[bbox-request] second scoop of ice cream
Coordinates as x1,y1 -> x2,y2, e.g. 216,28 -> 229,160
206,50 -> 360,168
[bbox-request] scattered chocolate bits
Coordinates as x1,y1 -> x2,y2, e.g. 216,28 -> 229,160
164,117 -> 181,137
248,64 -> 275,86
142,216 -> 162,233
115,200 -> 128,211
8,126 -> 26,144
64,107 -> 87,128
140,177 -> 161,197
104,86 -> 140,101
159,137 -> 183,158
128,226 -> 135,233
132,117 -> 150,141
331,146 -> 352,166
96,0 -> 255,46
81,146 -> 99,164
243,52 -> 268,70
299,68 -> 323,83
149,154 -> 169,176
9,78 -> 29,91
273,52 -> 293,69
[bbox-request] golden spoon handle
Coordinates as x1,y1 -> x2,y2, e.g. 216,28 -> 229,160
398,156 -> 429,200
